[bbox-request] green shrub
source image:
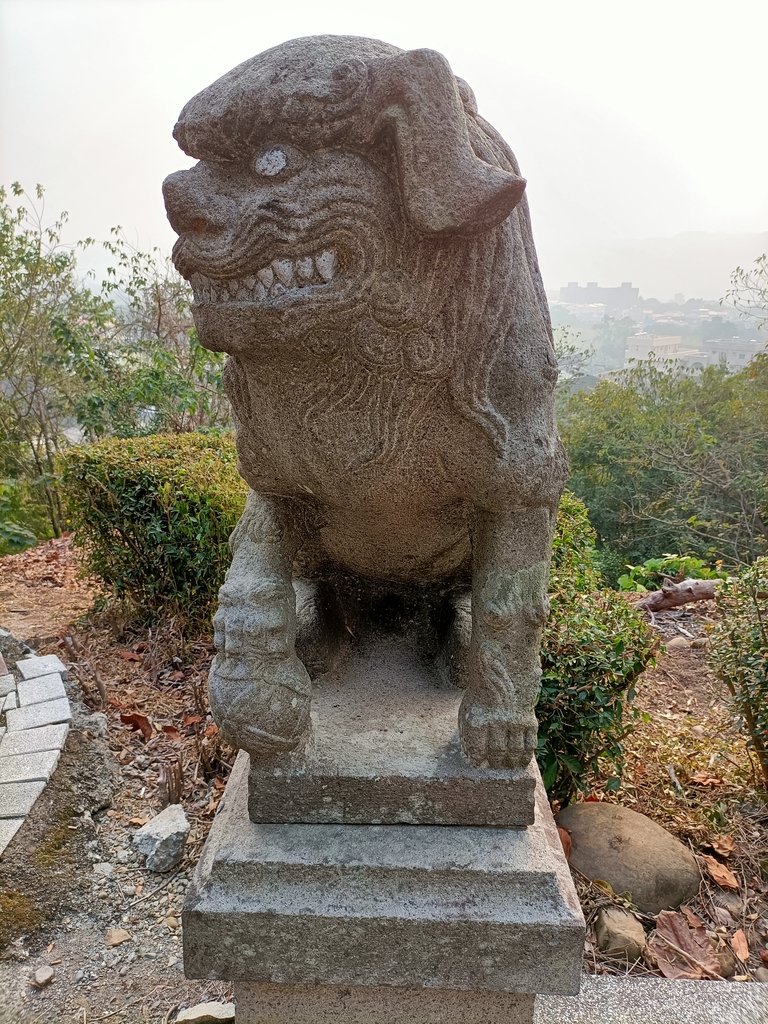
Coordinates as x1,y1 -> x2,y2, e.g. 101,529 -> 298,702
60,432 -> 246,622
537,491 -> 657,804
709,557 -> 768,788
617,553 -> 726,593
62,434 -> 655,801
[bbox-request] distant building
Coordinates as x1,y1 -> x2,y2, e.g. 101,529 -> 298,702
559,281 -> 640,310
625,332 -> 766,371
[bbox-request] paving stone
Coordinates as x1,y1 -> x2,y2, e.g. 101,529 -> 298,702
0,728 -> 5,742
0,723 -> 68,756
6,698 -> 72,732
0,654 -> 7,675
0,780 -> 45,818
0,749 -> 60,784
16,654 -> 67,680
0,817 -> 24,857
17,673 -> 66,707
2,691 -> 18,712
0,674 -> 15,697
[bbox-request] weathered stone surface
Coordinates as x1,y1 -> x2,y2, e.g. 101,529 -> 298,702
0,749 -> 60,784
16,672 -> 66,707
2,691 -> 17,712
184,753 -> 584,994
0,816 -> 24,856
164,36 -> 567,773
594,907 -> 646,961
133,803 -> 190,872
0,674 -> 15,697
175,1003 -> 235,1023
16,654 -> 67,679
249,638 -> 535,826
0,723 -> 68,757
556,803 -> 700,914
236,983 -> 534,1024
0,780 -> 45,819
6,697 -> 72,732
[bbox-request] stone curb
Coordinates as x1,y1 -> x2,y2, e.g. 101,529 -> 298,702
0,641 -> 71,857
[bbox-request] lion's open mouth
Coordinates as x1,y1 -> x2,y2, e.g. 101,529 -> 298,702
190,248 -> 339,305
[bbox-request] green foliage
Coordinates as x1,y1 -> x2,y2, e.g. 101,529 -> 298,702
0,183 -> 230,552
616,553 -> 726,593
537,492 -> 657,803
724,252 -> 768,331
60,433 -> 246,622
709,557 -> 768,788
561,355 -> 768,568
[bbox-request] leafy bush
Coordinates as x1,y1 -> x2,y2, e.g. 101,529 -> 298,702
60,433 -> 246,622
62,435 -> 654,801
617,553 -> 726,593
537,492 -> 657,803
709,557 -> 768,788
560,355 -> 768,568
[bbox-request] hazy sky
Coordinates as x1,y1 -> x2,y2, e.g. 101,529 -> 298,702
2,0 -> 767,298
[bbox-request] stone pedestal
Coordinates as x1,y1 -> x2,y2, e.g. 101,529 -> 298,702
249,638 -> 536,828
235,981 -> 535,1024
184,751 -> 584,1019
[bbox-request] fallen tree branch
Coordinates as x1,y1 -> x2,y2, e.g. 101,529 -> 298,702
636,578 -> 719,612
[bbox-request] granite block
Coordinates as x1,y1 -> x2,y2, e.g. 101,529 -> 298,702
16,654 -> 67,680
17,673 -> 66,707
0,780 -> 45,818
6,698 -> 71,732
0,817 -> 24,857
0,749 -> 60,784
0,674 -> 15,697
0,723 -> 69,756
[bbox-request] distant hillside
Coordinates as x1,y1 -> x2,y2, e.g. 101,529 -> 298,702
542,231 -> 768,303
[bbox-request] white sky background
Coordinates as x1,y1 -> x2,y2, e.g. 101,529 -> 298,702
1,0 -> 767,298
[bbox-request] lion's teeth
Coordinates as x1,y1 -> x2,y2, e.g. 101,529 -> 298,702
228,280 -> 239,298
273,260 -> 295,287
244,276 -> 257,290
296,257 -> 314,282
271,283 -> 286,297
257,267 -> 274,288
315,250 -> 336,282
254,282 -> 267,301
237,284 -> 249,300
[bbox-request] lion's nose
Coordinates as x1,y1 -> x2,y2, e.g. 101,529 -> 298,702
162,170 -> 235,238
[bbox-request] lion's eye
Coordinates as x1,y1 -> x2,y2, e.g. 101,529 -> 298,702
254,148 -> 288,177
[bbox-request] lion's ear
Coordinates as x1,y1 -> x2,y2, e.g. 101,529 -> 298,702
372,49 -> 525,236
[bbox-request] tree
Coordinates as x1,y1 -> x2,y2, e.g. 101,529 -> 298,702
560,355 -> 768,570
0,184 -> 230,552
0,183 -> 114,540
724,253 -> 768,331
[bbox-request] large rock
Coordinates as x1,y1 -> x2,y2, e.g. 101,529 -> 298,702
133,803 -> 189,872
594,906 -> 646,961
556,803 -> 700,914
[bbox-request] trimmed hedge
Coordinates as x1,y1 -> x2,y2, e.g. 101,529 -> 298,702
62,433 -> 655,801
61,432 -> 246,622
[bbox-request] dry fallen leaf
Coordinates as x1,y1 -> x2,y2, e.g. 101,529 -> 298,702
709,835 -> 737,859
118,649 -> 142,663
690,771 -> 723,787
105,928 -> 131,948
731,929 -> 750,962
702,854 -> 740,891
162,725 -> 183,743
647,909 -> 721,980
712,906 -> 735,927
120,711 -> 154,742
557,826 -> 572,860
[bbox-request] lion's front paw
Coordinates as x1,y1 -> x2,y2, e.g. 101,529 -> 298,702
458,696 -> 537,769
209,653 -> 312,760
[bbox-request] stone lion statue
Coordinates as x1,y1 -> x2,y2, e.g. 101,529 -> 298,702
163,35 -> 567,770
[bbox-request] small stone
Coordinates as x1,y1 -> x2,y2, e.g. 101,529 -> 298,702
122,885 -> 136,897
116,848 -> 131,864
33,965 -> 55,987
93,862 -> 114,878
105,927 -> 131,947
716,945 -> 737,978
666,636 -> 690,650
690,637 -> 708,650
133,804 -> 189,872
175,1002 -> 236,1023
594,906 -> 646,961
755,967 -> 768,983
164,916 -> 179,930
690,725 -> 705,738
5,697 -> 71,732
